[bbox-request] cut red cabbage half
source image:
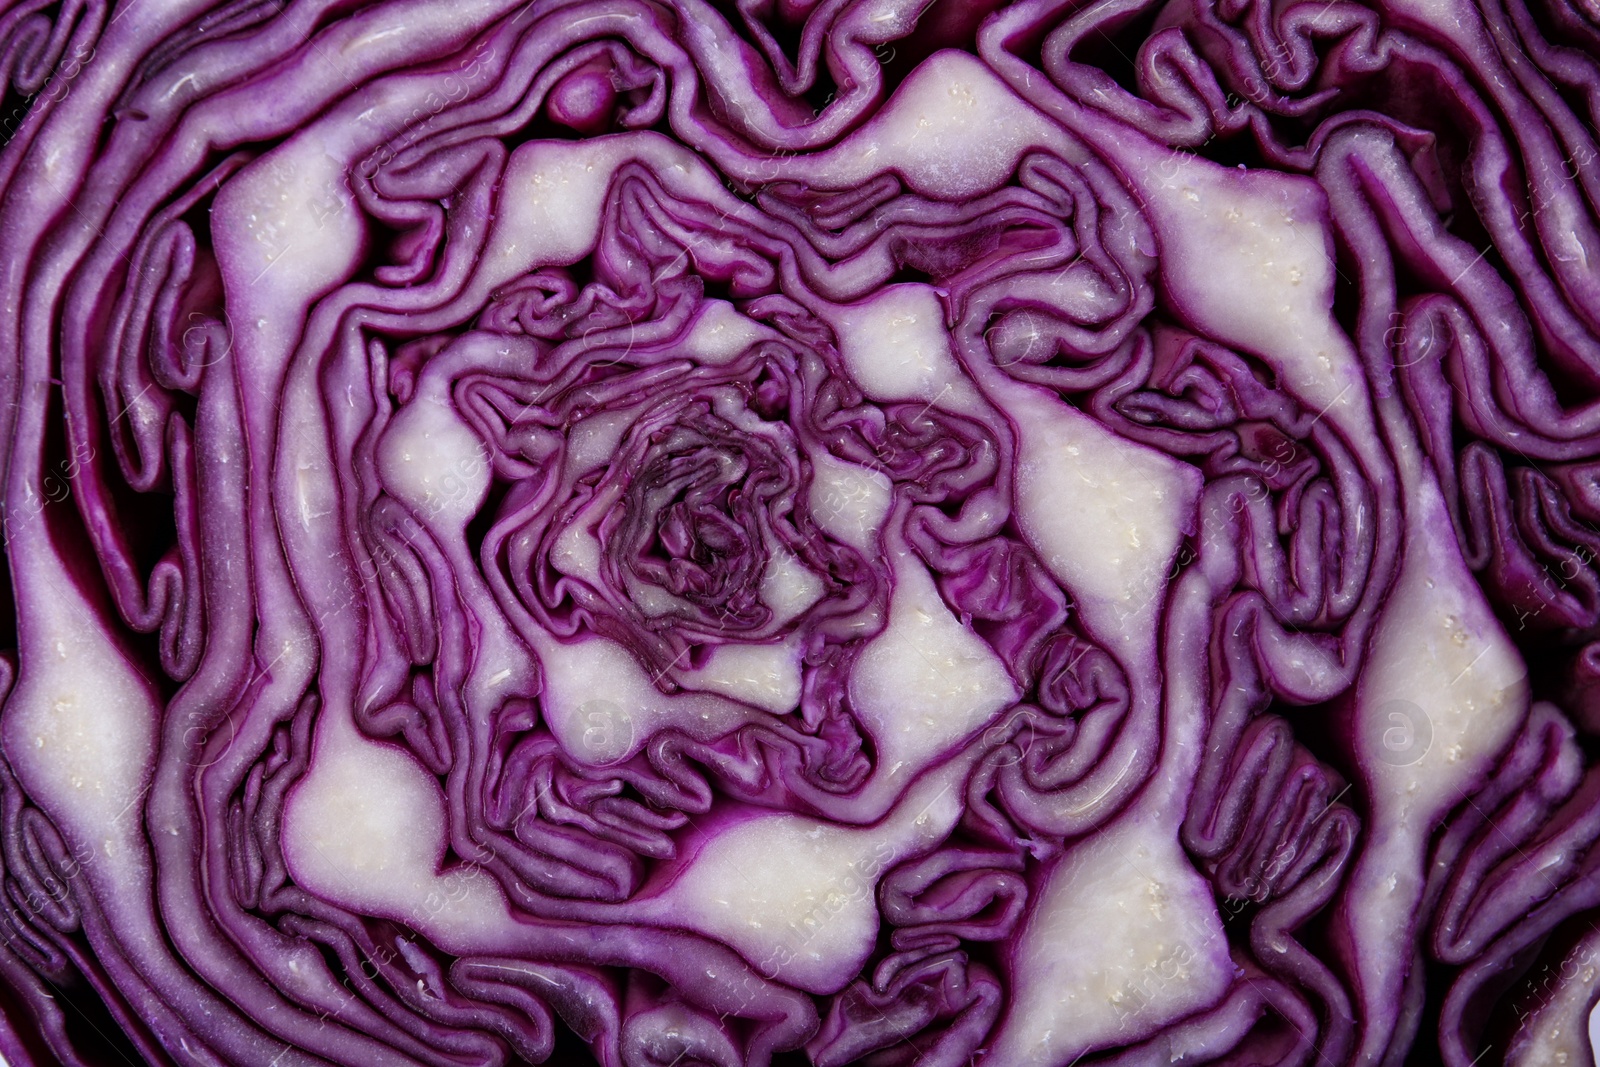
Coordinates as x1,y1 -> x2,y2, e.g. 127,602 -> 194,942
0,0 -> 1597,1062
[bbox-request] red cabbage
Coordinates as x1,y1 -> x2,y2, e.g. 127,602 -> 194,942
0,0 -> 1593,1063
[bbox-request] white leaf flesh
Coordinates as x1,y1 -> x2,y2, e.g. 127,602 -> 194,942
636,758 -> 970,994
989,814 -> 1237,1065
847,549 -> 1020,807
1,536 -> 158,930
